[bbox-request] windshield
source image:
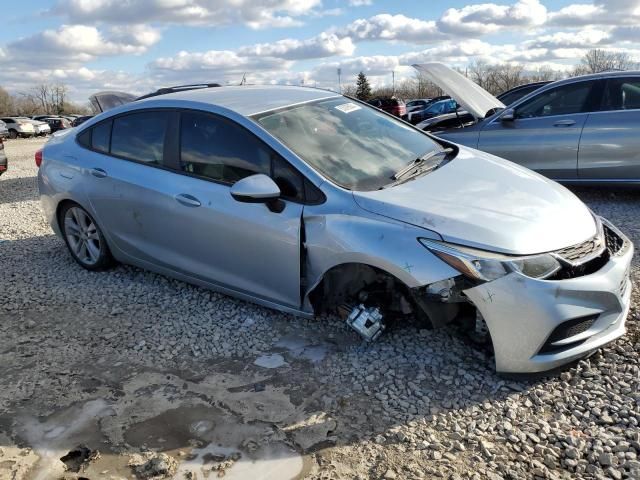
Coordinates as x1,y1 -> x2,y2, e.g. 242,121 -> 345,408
253,97 -> 441,191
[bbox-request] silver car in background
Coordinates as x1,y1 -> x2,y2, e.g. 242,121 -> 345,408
416,63 -> 640,184
37,85 -> 633,373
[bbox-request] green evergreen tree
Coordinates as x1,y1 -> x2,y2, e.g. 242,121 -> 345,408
355,71 -> 372,100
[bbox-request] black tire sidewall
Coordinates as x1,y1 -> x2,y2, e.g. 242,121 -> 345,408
59,203 -> 113,271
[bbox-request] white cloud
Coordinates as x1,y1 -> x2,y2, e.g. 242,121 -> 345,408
348,0 -> 372,6
312,55 -> 400,82
548,0 -> 640,26
238,33 -> 355,60
527,28 -> 610,49
340,14 -> 445,44
7,24 -> 161,68
53,0 -> 323,29
148,50 -> 290,84
437,0 -> 547,35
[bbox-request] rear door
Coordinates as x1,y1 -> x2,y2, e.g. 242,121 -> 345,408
578,75 -> 640,180
79,109 -> 177,263
477,80 -> 598,179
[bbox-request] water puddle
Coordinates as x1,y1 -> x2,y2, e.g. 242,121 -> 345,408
174,442 -> 306,480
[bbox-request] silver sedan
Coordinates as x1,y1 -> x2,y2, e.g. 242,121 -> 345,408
37,85 -> 633,373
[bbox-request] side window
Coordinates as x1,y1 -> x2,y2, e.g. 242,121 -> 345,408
273,156 -> 303,202
602,78 -> 640,111
111,111 -> 169,164
92,120 -> 112,154
179,111 -> 270,184
516,82 -> 593,119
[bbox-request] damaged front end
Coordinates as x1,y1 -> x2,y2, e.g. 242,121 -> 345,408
307,262 -> 480,343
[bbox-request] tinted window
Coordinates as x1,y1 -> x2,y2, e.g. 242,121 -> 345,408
111,112 -> 168,163
180,111 -> 270,184
92,120 -> 112,154
77,129 -> 91,148
498,85 -> 543,106
273,156 -> 303,201
602,77 -> 640,111
516,82 -> 593,119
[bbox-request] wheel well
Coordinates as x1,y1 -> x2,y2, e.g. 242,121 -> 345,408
55,199 -> 80,232
307,263 -> 413,316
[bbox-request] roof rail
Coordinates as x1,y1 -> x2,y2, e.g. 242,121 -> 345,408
136,83 -> 222,100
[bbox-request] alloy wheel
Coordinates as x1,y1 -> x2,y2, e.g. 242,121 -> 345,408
64,207 -> 102,266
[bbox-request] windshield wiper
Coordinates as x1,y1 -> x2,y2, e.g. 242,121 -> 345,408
392,148 -> 454,181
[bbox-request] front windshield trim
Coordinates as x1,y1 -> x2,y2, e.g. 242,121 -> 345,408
252,96 -> 448,191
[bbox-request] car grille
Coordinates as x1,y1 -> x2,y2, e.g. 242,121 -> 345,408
555,236 -> 602,264
538,315 -> 597,354
604,224 -> 625,256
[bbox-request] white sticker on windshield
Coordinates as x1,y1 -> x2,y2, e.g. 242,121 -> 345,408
335,102 -> 361,113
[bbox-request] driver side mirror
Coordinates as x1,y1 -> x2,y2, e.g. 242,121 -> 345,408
500,108 -> 515,122
230,173 -> 285,212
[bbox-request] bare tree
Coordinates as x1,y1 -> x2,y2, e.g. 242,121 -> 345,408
30,83 -> 68,114
0,87 -> 13,116
573,49 -> 638,75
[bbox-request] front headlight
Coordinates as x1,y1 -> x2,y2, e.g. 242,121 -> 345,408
419,239 -> 561,282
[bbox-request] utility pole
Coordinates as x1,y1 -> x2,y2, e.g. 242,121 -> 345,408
337,67 -> 342,93
392,70 -> 395,96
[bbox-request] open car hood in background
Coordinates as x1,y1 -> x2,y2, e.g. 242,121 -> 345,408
89,91 -> 137,114
413,63 -> 505,120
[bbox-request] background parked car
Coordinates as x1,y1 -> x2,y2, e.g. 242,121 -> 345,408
409,98 -> 459,125
27,119 -> 51,136
0,117 -> 36,139
416,110 -> 476,132
416,62 -> 640,184
405,95 -> 450,124
32,115 -> 58,122
71,115 -> 93,127
406,98 -> 431,112
496,81 -> 552,106
367,97 -> 406,117
43,117 -> 72,133
0,136 -> 6,176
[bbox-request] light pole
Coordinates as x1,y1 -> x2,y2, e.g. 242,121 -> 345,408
337,67 -> 342,93
392,70 -> 395,96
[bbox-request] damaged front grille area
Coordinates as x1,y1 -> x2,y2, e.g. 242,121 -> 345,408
549,223 -> 628,280
604,223 -> 626,256
555,236 -> 601,263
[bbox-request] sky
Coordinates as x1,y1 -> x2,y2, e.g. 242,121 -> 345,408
1,0 -> 639,102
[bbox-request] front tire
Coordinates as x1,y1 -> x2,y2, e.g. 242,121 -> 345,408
60,204 -> 114,271
8,130 -> 17,139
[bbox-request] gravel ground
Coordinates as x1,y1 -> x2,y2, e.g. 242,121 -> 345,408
0,137 -> 638,480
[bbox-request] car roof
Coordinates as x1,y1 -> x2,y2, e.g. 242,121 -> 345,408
137,85 -> 340,116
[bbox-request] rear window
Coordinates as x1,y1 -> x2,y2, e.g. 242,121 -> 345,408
92,121 -> 112,153
111,112 -> 169,164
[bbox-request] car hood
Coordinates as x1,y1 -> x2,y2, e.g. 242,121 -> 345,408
352,147 -> 596,255
413,63 -> 505,120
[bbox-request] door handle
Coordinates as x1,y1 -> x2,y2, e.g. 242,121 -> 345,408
90,168 -> 108,178
553,119 -> 576,127
175,193 -> 201,207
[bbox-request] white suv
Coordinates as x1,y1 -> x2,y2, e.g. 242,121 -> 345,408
0,117 -> 36,139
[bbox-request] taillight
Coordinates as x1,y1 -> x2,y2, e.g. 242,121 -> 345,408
35,149 -> 43,167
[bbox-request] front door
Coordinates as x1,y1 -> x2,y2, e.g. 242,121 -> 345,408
477,80 -> 597,179
158,109 -> 303,308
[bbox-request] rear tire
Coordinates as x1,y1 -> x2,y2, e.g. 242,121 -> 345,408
8,130 -> 17,140
59,203 -> 114,271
